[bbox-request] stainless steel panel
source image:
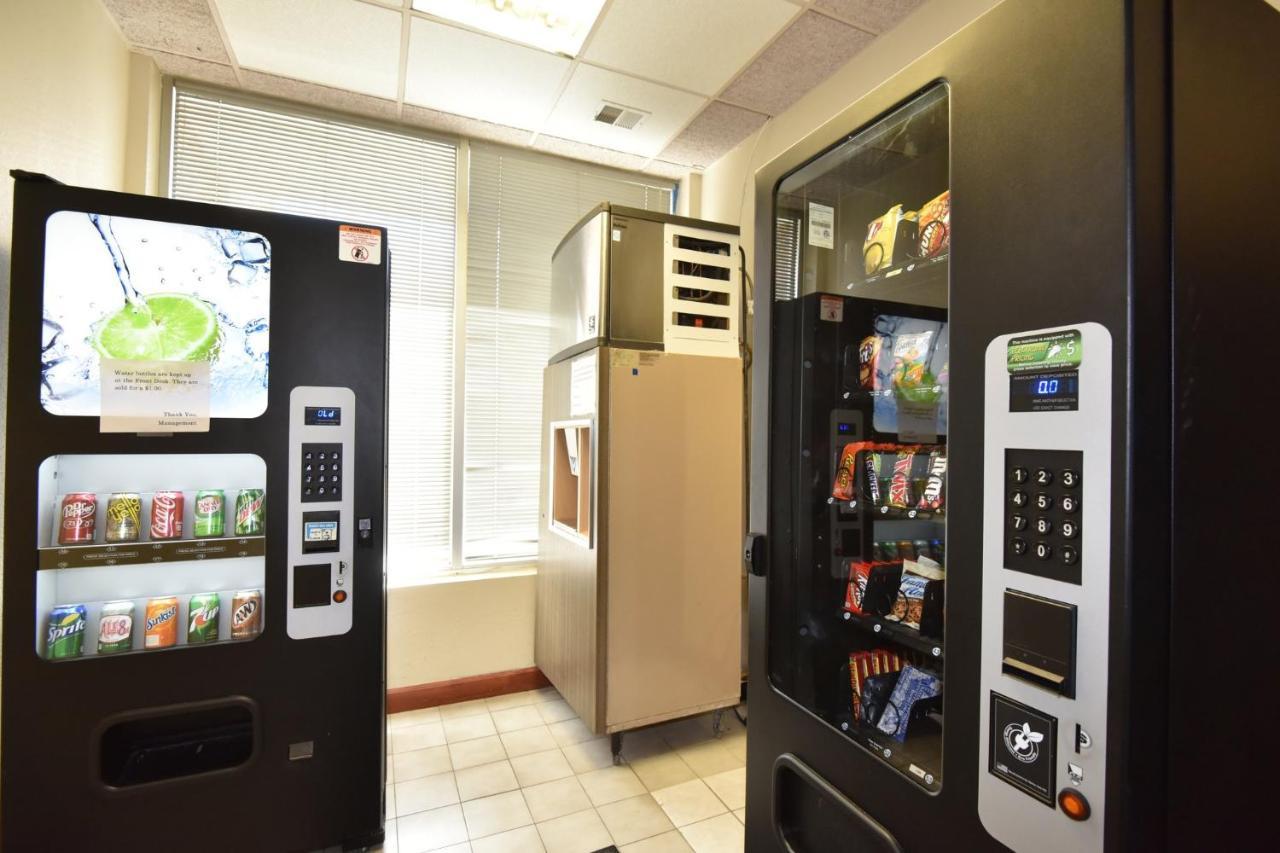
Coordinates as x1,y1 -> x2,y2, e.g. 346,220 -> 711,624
550,210 -> 609,359
607,214 -> 665,347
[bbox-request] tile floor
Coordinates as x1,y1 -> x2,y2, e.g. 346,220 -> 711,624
375,688 -> 747,853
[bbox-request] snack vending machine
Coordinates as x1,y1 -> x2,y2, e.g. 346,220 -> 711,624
2,174 -> 389,851
743,0 -> 1277,851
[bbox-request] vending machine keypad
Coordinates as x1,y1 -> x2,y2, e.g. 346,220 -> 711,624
301,443 -> 343,502
1004,449 -> 1082,584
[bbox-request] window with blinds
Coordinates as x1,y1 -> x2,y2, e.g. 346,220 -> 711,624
170,86 -> 458,574
463,145 -> 673,563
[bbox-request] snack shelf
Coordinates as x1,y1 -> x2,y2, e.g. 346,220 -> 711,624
842,609 -> 944,661
851,253 -> 949,290
38,536 -> 266,571
840,715 -> 943,792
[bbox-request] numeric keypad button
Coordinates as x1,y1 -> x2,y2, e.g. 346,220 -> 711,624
1034,541 -> 1053,560
1060,495 -> 1078,514
1035,517 -> 1053,535
1011,467 -> 1029,484
1011,491 -> 1028,508
1060,520 -> 1078,539
1060,545 -> 1079,565
1034,493 -> 1054,511
1034,468 -> 1054,486
1011,537 -> 1028,556
1061,469 -> 1079,488
1011,514 -> 1028,532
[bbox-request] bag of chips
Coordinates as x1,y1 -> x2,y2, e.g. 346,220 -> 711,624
863,205 -> 918,275
876,665 -> 943,742
917,190 -> 950,259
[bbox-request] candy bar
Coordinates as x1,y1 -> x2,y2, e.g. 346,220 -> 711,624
916,451 -> 947,512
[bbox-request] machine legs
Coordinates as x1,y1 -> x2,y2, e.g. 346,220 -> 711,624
611,732 -> 623,765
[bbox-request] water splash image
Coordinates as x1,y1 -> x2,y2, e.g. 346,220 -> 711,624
41,211 -> 271,417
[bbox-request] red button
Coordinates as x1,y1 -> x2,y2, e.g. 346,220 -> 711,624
1058,788 -> 1091,821
333,590 -> 347,603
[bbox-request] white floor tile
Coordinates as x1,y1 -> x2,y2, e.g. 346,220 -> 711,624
455,760 -> 519,802
449,736 -> 508,771
596,794 -> 676,845
537,700 -> 578,724
493,705 -> 546,733
461,790 -> 534,838
438,699 -> 493,721
535,808 -> 614,853
732,808 -> 744,824
619,830 -> 694,852
548,718 -> 596,747
396,772 -> 461,816
397,804 -> 469,853
578,765 -> 646,807
674,741 -> 742,779
702,767 -> 746,812
444,713 -> 498,744
435,845 -> 472,853
678,812 -> 744,853
533,687 -> 564,704
387,785 -> 398,819
500,725 -> 559,759
628,752 -> 697,792
521,776 -> 593,823
486,690 -> 542,713
510,748 -> 575,787
651,780 -> 727,828
391,707 -> 443,730
396,746 -> 454,781
561,737 -> 614,774
394,722 -> 447,754
470,824 -> 546,853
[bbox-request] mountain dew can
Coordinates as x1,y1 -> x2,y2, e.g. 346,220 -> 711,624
193,490 -> 225,538
187,593 -> 221,644
234,489 -> 265,536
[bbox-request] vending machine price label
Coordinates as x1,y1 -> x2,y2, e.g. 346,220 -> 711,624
99,359 -> 210,433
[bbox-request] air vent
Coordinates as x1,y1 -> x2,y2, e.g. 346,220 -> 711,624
594,102 -> 647,130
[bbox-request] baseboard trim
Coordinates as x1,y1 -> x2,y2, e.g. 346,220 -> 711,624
387,667 -> 551,714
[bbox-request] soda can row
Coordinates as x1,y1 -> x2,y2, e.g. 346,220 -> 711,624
56,489 -> 266,545
45,590 -> 263,659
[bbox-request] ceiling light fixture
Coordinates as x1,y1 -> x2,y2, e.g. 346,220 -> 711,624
411,0 -> 606,58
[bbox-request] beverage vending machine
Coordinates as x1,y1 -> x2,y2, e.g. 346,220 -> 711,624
2,174 -> 389,850
742,0 -> 1277,851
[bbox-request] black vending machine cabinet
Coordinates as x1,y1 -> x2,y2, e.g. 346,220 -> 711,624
2,175 -> 389,851
744,1 -> 1278,851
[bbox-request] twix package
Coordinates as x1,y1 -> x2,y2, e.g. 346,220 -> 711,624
832,441 -> 896,502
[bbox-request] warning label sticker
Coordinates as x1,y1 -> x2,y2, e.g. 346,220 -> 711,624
339,225 -> 382,264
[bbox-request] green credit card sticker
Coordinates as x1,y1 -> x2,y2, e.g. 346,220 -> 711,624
1007,330 -> 1082,374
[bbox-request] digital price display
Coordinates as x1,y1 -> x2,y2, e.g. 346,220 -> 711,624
304,521 -> 338,542
1010,371 -> 1079,413
837,422 -> 856,435
305,407 -> 341,425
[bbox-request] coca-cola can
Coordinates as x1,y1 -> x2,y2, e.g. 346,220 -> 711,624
58,493 -> 98,545
150,491 -> 185,540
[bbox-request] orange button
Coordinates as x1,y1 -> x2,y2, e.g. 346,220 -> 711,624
1058,788 -> 1091,821
333,590 -> 348,603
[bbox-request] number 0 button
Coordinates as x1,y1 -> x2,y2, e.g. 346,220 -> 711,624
1061,469 -> 1079,488
1061,520 -> 1078,539
1035,542 -> 1053,560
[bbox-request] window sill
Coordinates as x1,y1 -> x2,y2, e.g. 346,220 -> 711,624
388,562 -> 537,590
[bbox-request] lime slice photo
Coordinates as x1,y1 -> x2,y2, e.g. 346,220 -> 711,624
91,293 -> 221,361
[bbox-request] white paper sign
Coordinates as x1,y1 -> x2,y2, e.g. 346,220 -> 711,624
338,224 -> 382,264
897,399 -> 939,444
808,202 -> 834,249
100,359 -> 211,433
570,354 -> 597,416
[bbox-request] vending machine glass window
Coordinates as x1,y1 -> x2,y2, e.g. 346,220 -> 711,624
768,84 -> 949,790
37,453 -> 267,660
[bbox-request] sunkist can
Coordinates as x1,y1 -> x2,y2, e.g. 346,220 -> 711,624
150,491 -> 185,540
143,597 -> 180,648
193,490 -> 225,538
98,601 -> 135,655
234,489 -> 265,536
47,604 -> 88,659
230,589 -> 263,640
187,593 -> 221,644
57,493 -> 98,545
104,493 -> 142,543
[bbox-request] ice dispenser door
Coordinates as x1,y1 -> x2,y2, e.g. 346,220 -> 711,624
288,386 -> 355,639
978,324 -> 1111,853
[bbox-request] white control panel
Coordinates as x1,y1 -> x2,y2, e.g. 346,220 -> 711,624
978,324 -> 1110,852
287,386 -> 355,639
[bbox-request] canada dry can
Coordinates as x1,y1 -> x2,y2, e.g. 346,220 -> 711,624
58,492 -> 98,545
193,490 -> 225,538
47,604 -> 87,659
104,493 -> 142,543
150,491 -> 185,540
144,596 -> 180,648
230,589 -> 263,639
234,489 -> 265,536
98,600 -> 135,654
187,593 -> 221,644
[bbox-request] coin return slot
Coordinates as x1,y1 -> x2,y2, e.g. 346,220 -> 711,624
1002,590 -> 1076,697
98,700 -> 255,788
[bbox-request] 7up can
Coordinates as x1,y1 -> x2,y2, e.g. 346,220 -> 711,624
193,490 -> 225,538
187,593 -> 221,644
47,604 -> 87,659
234,489 -> 265,536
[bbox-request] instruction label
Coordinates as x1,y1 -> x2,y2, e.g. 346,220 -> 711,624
808,202 -> 834,249
339,224 -> 382,264
100,359 -> 210,433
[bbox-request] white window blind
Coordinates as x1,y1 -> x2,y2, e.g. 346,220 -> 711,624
463,144 -> 673,563
170,87 -> 458,574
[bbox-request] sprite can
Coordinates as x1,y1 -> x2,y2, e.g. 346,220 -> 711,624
97,600 -> 135,654
234,489 -> 265,536
187,593 -> 221,644
193,490 -> 225,538
47,604 -> 88,659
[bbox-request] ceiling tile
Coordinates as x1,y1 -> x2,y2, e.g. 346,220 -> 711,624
404,18 -> 570,131
659,101 -> 768,169
719,11 -> 873,116
101,0 -> 230,63
143,50 -> 239,88
238,69 -> 400,123
582,0 -> 798,95
213,0 -> 401,99
541,64 -> 706,159
813,0 -> 926,34
401,104 -> 536,148
645,160 -> 691,181
531,136 -> 650,174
